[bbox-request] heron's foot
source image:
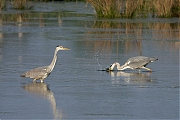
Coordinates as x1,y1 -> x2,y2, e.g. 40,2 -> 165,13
141,66 -> 152,72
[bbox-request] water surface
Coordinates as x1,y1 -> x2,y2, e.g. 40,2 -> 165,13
0,1 -> 179,119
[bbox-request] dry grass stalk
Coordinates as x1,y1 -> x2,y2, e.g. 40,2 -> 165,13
152,0 -> 180,17
152,0 -> 173,17
124,0 -> 144,17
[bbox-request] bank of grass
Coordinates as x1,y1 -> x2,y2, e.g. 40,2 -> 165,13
86,0 -> 121,18
1,0 -> 179,18
86,0 -> 180,18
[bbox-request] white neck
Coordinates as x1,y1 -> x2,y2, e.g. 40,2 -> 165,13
49,48 -> 59,72
109,62 -> 123,70
117,62 -> 130,70
115,62 -> 127,70
115,62 -> 121,70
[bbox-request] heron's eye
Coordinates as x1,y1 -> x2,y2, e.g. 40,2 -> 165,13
58,46 -> 63,48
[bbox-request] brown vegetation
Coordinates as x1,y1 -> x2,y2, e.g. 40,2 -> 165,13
152,0 -> 180,17
86,0 -> 122,18
86,0 -> 180,18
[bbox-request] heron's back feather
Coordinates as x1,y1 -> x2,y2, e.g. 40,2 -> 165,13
21,66 -> 51,80
125,56 -> 158,69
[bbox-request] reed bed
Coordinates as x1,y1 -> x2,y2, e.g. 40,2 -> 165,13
86,0 -> 122,18
152,0 -> 180,17
86,0 -> 180,18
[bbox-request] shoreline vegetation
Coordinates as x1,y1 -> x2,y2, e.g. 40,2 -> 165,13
86,0 -> 180,18
0,0 -> 180,18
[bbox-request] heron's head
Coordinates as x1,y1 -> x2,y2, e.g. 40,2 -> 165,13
106,63 -> 118,71
56,45 -> 70,50
106,62 -> 121,71
106,64 -> 113,71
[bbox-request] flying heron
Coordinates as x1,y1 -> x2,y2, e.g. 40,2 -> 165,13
20,45 -> 70,82
106,56 -> 158,72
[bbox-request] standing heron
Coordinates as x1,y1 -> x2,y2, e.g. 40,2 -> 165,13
20,45 -> 70,82
106,56 -> 158,72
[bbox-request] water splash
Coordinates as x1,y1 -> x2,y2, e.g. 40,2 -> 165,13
94,51 -> 103,70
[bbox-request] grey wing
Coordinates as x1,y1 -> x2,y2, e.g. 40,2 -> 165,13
126,56 -> 152,68
21,66 -> 49,79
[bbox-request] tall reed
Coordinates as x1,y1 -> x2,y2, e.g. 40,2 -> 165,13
86,0 -> 180,18
86,0 -> 122,18
115,0 -> 153,18
152,0 -> 179,17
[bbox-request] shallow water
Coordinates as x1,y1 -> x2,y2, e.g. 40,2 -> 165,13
0,1 -> 179,119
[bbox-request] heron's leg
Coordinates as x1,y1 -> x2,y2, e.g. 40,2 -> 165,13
33,79 -> 36,82
141,66 -> 152,71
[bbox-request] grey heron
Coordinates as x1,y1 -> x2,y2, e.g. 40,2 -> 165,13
106,56 -> 158,72
20,45 -> 70,82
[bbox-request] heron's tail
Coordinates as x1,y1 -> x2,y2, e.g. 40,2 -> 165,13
20,73 -> 26,77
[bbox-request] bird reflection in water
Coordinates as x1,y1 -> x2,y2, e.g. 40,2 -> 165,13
23,82 -> 62,119
109,71 -> 156,86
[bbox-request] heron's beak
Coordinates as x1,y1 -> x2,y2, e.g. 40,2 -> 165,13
106,64 -> 112,71
62,47 -> 70,50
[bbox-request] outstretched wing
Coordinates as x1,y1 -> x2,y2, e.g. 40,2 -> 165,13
21,66 -> 50,79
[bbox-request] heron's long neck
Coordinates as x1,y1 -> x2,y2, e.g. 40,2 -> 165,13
116,62 -> 124,70
49,49 -> 59,72
116,62 -> 129,70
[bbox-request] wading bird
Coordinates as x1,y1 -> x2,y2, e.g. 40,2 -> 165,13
20,45 -> 70,82
106,56 -> 158,72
